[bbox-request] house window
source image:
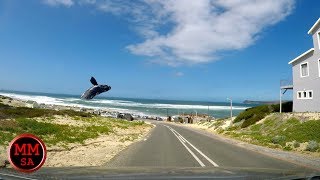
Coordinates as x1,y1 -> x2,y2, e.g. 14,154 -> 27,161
297,90 -> 313,99
300,63 -> 309,77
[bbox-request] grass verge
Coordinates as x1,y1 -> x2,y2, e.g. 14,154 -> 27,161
0,102 -> 147,146
222,114 -> 320,152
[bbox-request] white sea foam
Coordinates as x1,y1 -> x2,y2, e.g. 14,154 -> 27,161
0,92 -> 249,118
0,92 -> 151,116
83,98 -> 247,110
0,93 -> 99,109
0,93 -> 63,104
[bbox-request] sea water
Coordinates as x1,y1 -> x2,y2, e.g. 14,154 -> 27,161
0,90 -> 253,118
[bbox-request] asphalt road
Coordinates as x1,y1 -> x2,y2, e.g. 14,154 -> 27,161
106,121 -> 309,170
1,121 -> 317,179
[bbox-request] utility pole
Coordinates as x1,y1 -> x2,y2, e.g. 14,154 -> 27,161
280,89 -> 282,113
227,98 -> 233,126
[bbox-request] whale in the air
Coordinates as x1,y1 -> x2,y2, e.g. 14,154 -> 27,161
81,77 -> 111,100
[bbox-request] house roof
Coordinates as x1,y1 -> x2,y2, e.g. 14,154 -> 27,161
288,48 -> 314,65
307,17 -> 320,34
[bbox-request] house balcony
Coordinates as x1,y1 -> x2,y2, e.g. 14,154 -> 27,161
280,79 -> 293,90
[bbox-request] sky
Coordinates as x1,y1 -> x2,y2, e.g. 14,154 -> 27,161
0,0 -> 319,102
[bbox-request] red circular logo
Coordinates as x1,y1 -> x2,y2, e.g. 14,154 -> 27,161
8,134 -> 47,173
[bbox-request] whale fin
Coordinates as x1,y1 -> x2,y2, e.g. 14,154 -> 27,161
90,77 -> 98,86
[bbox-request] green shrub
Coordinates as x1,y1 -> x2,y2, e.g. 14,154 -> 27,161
250,124 -> 262,131
0,104 -> 94,120
212,120 -> 224,127
270,102 -> 293,113
216,128 -> 224,134
283,146 -> 292,151
280,120 -> 320,142
235,105 -> 270,128
0,131 -> 15,144
293,141 -> 300,148
234,102 -> 292,128
86,125 -> 111,134
225,125 -> 239,131
57,109 -> 93,117
16,118 -> 64,135
241,113 -> 266,128
306,140 -> 319,152
0,102 -> 149,146
132,120 -> 145,126
271,135 -> 286,144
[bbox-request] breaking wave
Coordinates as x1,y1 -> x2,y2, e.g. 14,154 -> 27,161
0,92 -> 249,118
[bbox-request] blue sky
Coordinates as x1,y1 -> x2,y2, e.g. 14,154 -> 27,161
0,0 -> 319,102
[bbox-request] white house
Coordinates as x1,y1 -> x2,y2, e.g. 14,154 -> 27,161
282,18 -> 320,112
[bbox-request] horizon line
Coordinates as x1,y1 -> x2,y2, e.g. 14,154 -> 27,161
0,89 -> 292,104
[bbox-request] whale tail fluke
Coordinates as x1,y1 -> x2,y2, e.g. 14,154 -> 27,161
90,77 -> 98,86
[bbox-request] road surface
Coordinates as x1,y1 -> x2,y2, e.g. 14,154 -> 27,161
0,121 -> 317,179
106,121 -> 308,169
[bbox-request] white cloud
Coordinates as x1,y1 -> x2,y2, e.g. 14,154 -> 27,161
127,0 -> 295,66
44,0 -> 74,7
43,0 -> 295,66
174,72 -> 184,77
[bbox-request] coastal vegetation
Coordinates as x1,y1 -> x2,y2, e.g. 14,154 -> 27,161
225,114 -> 320,152
0,102 -> 93,119
0,95 -> 154,167
0,101 -> 149,146
234,101 -> 292,128
194,103 -> 320,154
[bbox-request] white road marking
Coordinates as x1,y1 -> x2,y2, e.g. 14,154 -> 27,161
178,134 -> 186,143
0,172 -> 37,180
168,127 -> 205,167
171,128 -> 219,167
164,125 -> 219,167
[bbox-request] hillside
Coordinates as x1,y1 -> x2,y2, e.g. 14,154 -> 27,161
189,103 -> 319,156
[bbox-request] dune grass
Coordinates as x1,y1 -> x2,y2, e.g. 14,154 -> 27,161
224,114 -> 320,151
0,117 -> 110,146
234,102 -> 293,128
0,102 -> 93,120
0,102 -> 146,146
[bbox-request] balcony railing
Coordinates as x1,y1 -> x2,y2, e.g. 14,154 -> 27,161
280,79 -> 293,89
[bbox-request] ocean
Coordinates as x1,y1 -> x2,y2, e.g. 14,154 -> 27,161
0,91 -> 253,119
